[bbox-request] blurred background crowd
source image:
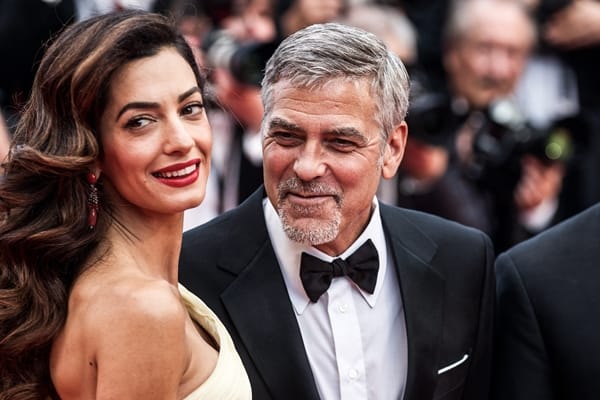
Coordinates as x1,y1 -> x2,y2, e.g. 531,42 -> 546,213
1,0 -> 599,253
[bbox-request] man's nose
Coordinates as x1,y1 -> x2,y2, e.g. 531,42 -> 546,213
293,143 -> 327,181
487,48 -> 514,81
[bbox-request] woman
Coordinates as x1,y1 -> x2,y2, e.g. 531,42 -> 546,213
0,10 -> 251,400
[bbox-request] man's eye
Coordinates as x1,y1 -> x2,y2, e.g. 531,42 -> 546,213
329,138 -> 357,151
272,132 -> 302,146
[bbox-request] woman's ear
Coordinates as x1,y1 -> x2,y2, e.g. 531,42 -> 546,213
381,121 -> 408,179
92,160 -> 102,181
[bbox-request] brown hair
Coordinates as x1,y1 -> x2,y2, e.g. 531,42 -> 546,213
0,10 -> 205,399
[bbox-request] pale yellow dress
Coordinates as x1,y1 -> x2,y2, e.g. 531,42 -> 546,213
179,284 -> 252,400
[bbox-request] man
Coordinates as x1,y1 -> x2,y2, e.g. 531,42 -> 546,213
442,0 -> 535,111
180,22 -> 494,400
493,202 -> 600,399
439,0 -> 568,251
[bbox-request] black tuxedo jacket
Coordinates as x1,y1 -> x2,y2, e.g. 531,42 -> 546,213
493,202 -> 600,399
179,188 -> 494,400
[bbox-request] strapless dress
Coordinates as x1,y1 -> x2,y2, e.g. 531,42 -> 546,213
179,284 -> 252,400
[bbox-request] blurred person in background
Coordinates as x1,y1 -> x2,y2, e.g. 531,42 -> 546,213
276,0 -> 346,38
439,0 -> 570,251
219,0 -> 278,42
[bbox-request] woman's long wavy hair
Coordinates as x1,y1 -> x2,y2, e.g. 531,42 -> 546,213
0,10 -> 205,399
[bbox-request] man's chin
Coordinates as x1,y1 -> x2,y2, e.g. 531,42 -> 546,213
279,215 -> 340,246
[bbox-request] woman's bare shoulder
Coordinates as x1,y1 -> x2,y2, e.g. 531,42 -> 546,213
52,272 -> 189,398
79,274 -> 187,339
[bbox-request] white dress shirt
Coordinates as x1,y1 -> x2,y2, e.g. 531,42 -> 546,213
264,198 -> 408,400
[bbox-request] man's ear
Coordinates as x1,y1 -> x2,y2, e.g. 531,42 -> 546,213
382,121 -> 407,179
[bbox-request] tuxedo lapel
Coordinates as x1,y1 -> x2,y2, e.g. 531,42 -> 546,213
381,205 -> 445,400
217,189 -> 321,400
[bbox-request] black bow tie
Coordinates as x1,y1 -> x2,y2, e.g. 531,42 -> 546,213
300,239 -> 379,303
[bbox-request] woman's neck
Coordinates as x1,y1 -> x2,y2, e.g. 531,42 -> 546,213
104,211 -> 184,284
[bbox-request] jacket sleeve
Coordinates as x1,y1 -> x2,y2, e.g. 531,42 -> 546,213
492,252 -> 555,400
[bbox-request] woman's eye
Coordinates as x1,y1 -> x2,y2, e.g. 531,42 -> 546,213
181,103 -> 204,116
124,116 -> 153,129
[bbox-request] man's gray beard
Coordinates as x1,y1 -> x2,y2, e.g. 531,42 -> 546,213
276,178 -> 343,245
278,205 -> 341,245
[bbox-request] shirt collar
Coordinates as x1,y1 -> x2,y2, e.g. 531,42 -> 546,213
263,197 -> 388,315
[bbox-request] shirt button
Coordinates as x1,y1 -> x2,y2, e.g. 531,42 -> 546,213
348,368 -> 359,380
338,303 -> 348,313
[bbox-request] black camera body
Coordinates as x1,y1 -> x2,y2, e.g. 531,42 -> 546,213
469,99 -> 574,196
407,83 -> 574,196
405,91 -> 463,148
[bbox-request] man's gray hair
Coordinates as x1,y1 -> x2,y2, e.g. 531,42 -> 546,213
261,22 -> 410,142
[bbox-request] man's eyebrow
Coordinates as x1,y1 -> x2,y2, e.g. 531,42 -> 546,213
330,126 -> 365,139
329,127 -> 370,145
115,86 -> 201,121
268,117 -> 303,133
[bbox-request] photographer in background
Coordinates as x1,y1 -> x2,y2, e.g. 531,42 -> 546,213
438,0 -> 570,251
